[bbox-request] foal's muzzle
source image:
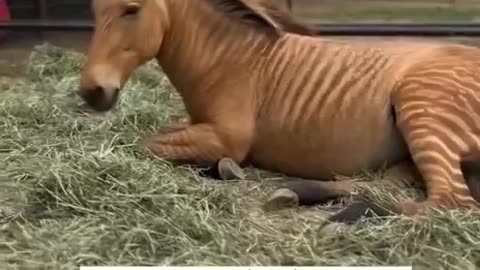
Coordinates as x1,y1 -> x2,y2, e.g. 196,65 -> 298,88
77,86 -> 119,112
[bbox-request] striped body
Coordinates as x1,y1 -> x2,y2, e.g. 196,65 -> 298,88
249,36 -> 480,210
80,0 -> 480,215
156,2 -> 480,212
251,38 -> 417,178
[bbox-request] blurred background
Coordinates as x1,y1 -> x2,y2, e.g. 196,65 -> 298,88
2,0 -> 480,76
291,0 -> 480,23
4,0 -> 480,22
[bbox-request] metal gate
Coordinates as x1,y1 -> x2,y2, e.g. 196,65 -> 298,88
3,0 -> 480,36
6,0 -> 90,20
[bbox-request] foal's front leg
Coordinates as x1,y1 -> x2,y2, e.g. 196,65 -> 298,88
161,116 -> 190,133
143,123 -> 251,173
144,123 -> 226,166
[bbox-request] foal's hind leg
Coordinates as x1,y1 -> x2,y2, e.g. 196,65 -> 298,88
381,161 -> 423,188
391,77 -> 480,215
461,152 -> 480,203
263,179 -> 354,211
263,162 -> 420,212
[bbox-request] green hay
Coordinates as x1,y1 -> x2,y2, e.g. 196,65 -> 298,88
0,43 -> 479,269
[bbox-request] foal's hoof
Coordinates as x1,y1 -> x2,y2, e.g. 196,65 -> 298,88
217,157 -> 246,180
328,201 -> 394,224
263,188 -> 299,211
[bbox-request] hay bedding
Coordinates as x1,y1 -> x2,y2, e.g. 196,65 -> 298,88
0,44 -> 479,269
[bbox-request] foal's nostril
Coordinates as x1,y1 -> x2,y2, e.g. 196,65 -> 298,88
78,86 -> 118,111
111,87 -> 120,99
91,86 -> 105,100
78,86 -> 104,105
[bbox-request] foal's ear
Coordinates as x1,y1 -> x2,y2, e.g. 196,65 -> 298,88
209,0 -> 314,37
237,0 -> 284,32
209,0 -> 284,36
240,0 -> 315,36
255,0 -> 316,35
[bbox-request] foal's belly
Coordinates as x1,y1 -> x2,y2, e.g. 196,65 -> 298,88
248,110 -> 410,180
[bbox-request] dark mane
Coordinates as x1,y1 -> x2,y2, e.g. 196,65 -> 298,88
205,0 -> 315,36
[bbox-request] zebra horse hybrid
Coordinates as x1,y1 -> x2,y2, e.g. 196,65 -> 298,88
78,0 -> 480,222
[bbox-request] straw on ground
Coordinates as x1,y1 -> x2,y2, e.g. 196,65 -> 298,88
0,44 -> 479,269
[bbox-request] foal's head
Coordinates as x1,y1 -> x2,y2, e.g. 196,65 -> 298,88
78,0 -> 312,112
78,0 -> 170,111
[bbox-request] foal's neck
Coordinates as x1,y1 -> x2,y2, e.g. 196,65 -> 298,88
156,0 -> 276,97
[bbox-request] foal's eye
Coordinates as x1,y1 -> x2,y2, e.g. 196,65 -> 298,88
123,3 -> 140,18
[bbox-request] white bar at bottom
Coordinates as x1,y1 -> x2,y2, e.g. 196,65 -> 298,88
80,267 -> 413,270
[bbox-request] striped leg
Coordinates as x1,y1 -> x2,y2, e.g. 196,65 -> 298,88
264,162 -> 420,214
392,81 -> 480,215
143,122 -> 253,177
144,124 -> 235,166
461,152 -> 480,203
161,116 -> 190,133
263,178 -> 354,211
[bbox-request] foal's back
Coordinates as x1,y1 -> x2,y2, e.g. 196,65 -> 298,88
248,35 -> 471,179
